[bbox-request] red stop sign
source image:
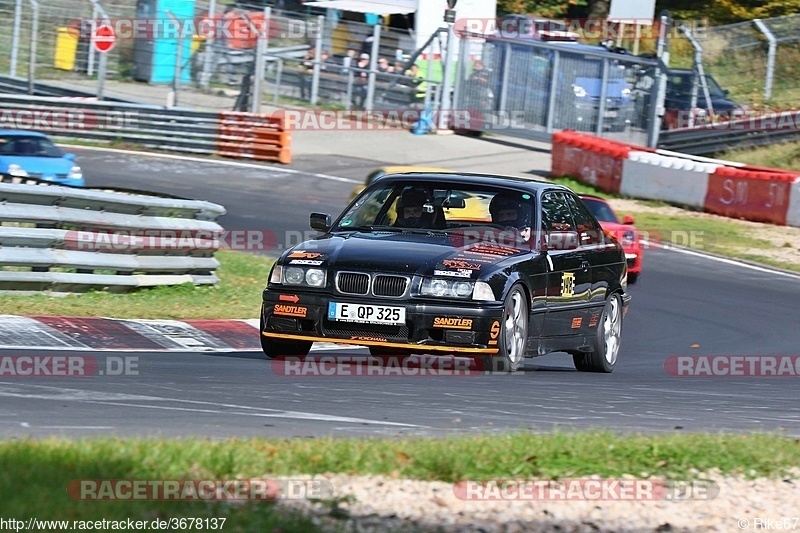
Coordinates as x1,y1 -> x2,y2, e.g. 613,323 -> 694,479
92,24 -> 116,53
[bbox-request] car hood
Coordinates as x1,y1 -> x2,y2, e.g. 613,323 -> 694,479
283,231 -> 533,279
0,155 -> 73,175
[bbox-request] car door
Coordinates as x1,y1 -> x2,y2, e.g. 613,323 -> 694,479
540,191 -> 591,336
565,193 -> 608,327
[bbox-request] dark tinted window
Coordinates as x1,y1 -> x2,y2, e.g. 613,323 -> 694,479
580,198 -> 618,223
541,192 -> 574,231
566,194 -> 603,245
0,135 -> 63,157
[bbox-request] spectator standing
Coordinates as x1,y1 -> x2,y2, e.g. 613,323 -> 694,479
353,53 -> 370,108
299,49 -> 315,100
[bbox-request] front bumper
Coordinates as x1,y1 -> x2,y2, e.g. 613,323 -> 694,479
261,289 -> 503,354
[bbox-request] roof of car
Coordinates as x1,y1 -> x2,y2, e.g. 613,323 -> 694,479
375,172 -> 568,192
0,130 -> 47,137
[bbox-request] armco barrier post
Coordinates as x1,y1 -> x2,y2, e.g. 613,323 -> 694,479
26,0 -> 39,95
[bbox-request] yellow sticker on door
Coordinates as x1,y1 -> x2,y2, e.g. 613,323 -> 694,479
561,272 -> 575,298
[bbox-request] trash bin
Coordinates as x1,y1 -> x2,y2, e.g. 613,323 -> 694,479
54,26 -> 79,70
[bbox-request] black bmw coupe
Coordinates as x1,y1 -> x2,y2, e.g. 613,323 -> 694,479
261,173 -> 630,373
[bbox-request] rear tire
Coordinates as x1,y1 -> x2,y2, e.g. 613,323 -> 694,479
627,272 -> 639,285
573,293 -> 622,373
483,284 -> 528,373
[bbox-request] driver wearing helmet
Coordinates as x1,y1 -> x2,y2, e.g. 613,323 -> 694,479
489,192 -> 532,241
394,189 -> 433,229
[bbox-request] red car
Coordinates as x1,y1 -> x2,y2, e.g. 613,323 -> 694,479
580,195 -> 643,284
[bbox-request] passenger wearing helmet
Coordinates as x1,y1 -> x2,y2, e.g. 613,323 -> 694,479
394,189 -> 433,229
489,192 -> 532,241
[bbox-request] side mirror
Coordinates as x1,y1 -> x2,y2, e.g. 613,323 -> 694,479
543,230 -> 579,251
310,212 -> 331,232
64,153 -> 75,161
723,89 -> 730,96
623,215 -> 635,225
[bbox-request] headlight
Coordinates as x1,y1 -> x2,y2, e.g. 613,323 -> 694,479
7,164 -> 28,177
429,279 -> 449,296
306,268 -> 325,287
621,87 -> 631,98
622,230 -> 635,246
269,265 -> 283,284
472,281 -> 495,302
573,85 -> 587,98
419,278 -> 495,300
453,281 -> 473,298
284,267 -> 305,285
67,165 -> 82,179
278,265 -> 327,287
421,278 -> 474,299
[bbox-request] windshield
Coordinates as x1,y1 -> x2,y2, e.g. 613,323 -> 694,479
581,198 -> 618,223
0,135 -> 63,158
669,73 -> 727,99
335,182 -> 536,233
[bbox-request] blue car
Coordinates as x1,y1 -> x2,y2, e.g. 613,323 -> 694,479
0,130 -> 84,187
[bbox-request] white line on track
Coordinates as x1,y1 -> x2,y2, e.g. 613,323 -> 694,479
63,144 -> 360,184
0,382 -> 420,428
647,241 -> 800,280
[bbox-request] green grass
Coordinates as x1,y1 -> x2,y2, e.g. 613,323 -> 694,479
552,176 -> 800,272
2,432 -> 799,520
628,211 -> 800,272
0,250 -> 273,319
719,141 -> 800,172
551,177 -> 616,199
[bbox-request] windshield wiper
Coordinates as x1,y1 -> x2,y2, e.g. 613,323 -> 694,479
345,225 -> 404,232
344,226 -> 447,236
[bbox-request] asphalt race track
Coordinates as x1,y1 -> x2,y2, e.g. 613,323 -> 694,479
2,148 -> 799,439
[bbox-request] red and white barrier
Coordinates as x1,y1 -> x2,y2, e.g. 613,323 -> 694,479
789,182 -> 800,228
621,151 -> 718,210
551,131 -> 630,194
551,131 -> 800,227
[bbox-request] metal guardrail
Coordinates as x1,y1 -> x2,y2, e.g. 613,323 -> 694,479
0,94 -> 291,162
0,177 -> 227,293
658,111 -> 800,155
0,75 -> 135,102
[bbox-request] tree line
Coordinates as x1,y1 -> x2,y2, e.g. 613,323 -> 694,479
497,0 -> 800,24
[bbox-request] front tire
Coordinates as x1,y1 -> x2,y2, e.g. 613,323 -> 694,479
260,319 -> 312,359
483,284 -> 528,373
573,293 -> 622,373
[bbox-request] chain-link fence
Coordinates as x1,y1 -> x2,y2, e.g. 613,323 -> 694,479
678,13 -> 800,110
454,31 -> 658,145
0,0 -> 432,113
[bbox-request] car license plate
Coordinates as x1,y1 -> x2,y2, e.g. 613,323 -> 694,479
605,110 -> 618,118
328,302 -> 405,326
